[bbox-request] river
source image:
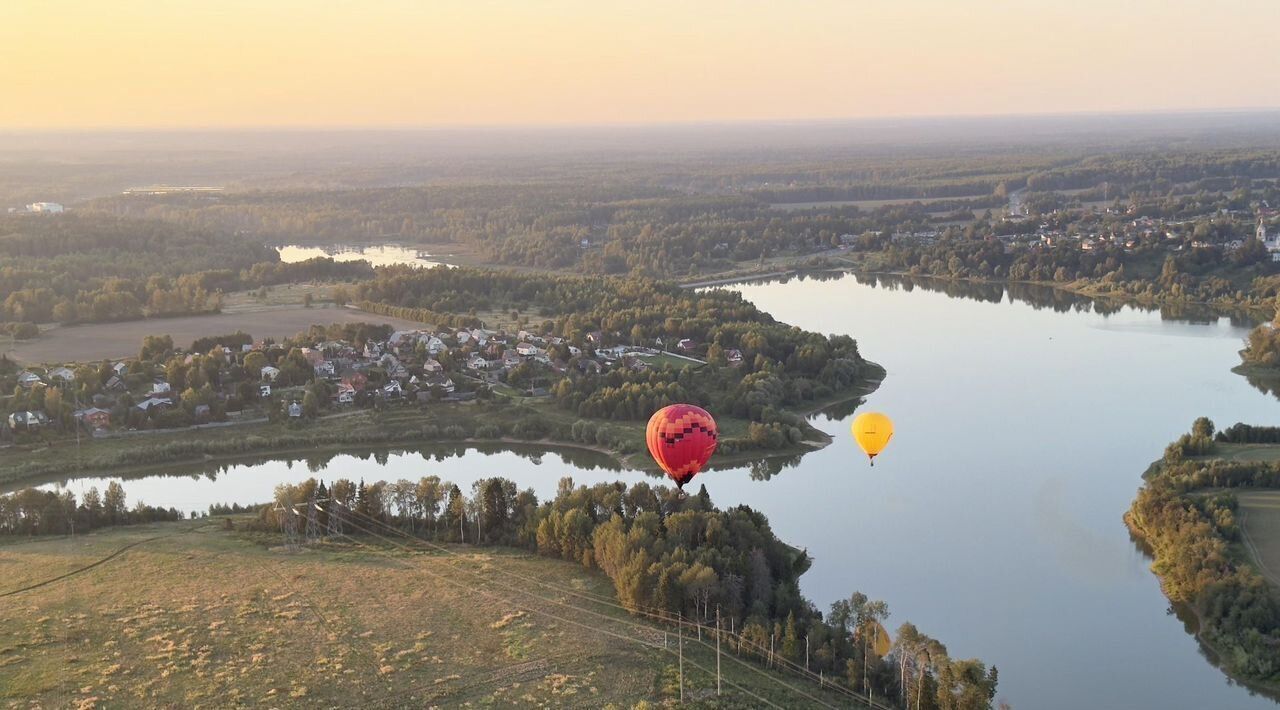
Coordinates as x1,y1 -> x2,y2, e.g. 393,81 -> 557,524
27,272 -> 1280,708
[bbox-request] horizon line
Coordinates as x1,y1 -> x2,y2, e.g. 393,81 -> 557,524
3,106 -> 1280,135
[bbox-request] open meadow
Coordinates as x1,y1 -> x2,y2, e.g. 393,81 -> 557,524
1236,490 -> 1280,588
5,307 -> 428,365
0,521 -> 853,709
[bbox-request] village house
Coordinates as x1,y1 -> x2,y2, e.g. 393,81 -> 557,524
74,407 -> 111,430
288,401 -> 303,418
341,371 -> 369,391
425,374 -> 456,394
336,385 -> 356,404
49,366 -> 76,383
422,358 -> 443,373
8,410 -> 49,430
16,371 -> 42,388
260,365 -> 281,382
135,397 -> 170,413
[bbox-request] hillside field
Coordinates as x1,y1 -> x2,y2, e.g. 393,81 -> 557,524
0,521 -> 856,709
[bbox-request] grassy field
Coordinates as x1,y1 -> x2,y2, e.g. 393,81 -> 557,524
0,522 -> 856,708
1191,443 -> 1280,464
6,307 -> 429,365
1236,490 -> 1280,588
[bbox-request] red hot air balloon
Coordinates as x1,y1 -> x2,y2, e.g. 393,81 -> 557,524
646,404 -> 718,490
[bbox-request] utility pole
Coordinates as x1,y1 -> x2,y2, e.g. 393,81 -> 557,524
806,635 -> 810,671
770,633 -> 775,669
715,606 -> 721,697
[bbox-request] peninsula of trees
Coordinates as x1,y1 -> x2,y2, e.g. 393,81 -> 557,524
1127,419 -> 1280,687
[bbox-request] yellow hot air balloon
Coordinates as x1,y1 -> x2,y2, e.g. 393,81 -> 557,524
852,412 -> 894,465
864,620 -> 892,657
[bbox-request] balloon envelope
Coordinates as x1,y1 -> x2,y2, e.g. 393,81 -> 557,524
866,620 -> 892,657
646,404 -> 718,489
852,412 -> 894,463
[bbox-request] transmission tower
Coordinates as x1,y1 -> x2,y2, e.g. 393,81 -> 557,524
305,491 -> 321,543
326,497 -> 343,538
274,501 -> 301,550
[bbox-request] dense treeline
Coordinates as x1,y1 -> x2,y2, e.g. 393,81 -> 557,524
0,213 -> 272,323
0,481 -> 182,535
261,475 -> 998,708
1215,422 -> 1280,444
91,185 -> 873,276
0,213 -> 377,326
1129,419 -> 1280,683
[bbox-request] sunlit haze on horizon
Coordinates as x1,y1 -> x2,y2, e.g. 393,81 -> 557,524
2,0 -> 1278,130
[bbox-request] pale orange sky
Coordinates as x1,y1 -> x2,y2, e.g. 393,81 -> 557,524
1,0 -> 1276,129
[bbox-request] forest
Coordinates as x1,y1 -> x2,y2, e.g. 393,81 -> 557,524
1128,418 -> 1280,684
0,213 -> 370,328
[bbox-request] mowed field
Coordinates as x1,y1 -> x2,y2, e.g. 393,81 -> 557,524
0,522 -> 850,709
5,307 -> 429,365
1236,490 -> 1280,588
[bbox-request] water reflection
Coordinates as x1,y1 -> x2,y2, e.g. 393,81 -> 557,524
17,442 -> 629,502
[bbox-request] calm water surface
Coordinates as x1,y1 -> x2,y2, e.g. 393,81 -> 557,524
33,272 -> 1280,709
276,243 -> 445,268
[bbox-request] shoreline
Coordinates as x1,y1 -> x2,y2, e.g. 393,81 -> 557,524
0,365 -> 886,492
1123,510 -> 1280,700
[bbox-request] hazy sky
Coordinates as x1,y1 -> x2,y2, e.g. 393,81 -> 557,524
2,0 -> 1277,129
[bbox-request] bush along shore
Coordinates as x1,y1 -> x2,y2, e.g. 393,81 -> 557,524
1126,418 -> 1280,687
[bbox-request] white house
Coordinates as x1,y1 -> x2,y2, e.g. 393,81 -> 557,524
422,358 -> 443,373
1257,217 -> 1280,263
260,365 -> 281,382
425,374 -> 456,394
16,371 -> 42,388
425,336 -> 447,355
26,202 -> 64,214
49,366 -> 76,383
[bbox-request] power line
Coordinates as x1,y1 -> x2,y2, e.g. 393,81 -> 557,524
332,509 -> 788,709
332,502 -> 872,709
335,502 -> 881,708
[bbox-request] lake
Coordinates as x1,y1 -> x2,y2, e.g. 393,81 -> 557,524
275,243 -> 446,268
29,272 -> 1280,708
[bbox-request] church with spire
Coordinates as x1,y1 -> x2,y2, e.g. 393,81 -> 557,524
1257,215 -> 1280,262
